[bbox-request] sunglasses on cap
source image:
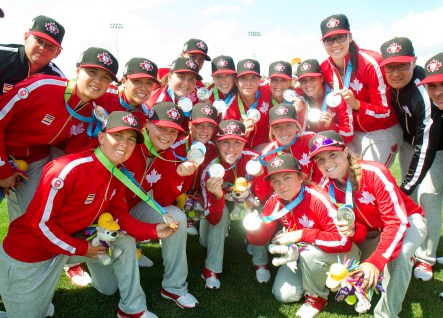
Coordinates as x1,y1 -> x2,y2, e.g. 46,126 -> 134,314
310,137 -> 345,153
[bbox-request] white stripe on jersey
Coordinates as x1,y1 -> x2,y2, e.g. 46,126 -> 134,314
39,156 -> 94,254
359,50 -> 389,108
0,45 -> 19,52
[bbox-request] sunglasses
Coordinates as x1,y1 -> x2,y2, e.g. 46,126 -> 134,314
323,34 -> 348,46
310,136 -> 344,153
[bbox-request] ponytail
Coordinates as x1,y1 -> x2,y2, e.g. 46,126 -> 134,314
349,41 -> 359,77
347,152 -> 362,191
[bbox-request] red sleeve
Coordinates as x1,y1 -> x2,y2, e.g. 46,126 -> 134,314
246,198 -> 279,246
200,161 -> 224,225
329,100 -> 354,143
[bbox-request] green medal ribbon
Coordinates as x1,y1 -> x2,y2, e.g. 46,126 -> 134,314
94,147 -> 166,216
143,130 -> 181,163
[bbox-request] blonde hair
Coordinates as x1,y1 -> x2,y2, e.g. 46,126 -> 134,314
347,152 -> 362,191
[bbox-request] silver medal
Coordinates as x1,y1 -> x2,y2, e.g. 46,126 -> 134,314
283,89 -> 297,102
187,148 -> 204,165
246,159 -> 262,176
93,105 -> 108,123
178,97 -> 193,112
208,163 -> 225,178
246,108 -> 261,122
337,206 -> 355,225
213,99 -> 227,113
325,92 -> 342,108
197,87 -> 209,100
190,141 -> 206,154
307,108 -> 322,123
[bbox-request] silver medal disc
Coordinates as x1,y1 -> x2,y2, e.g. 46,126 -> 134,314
325,92 -> 342,108
93,105 -> 108,123
187,148 -> 205,165
246,108 -> 261,122
197,87 -> 209,100
178,97 -> 193,112
337,206 -> 355,225
283,89 -> 297,102
208,163 -> 225,178
307,108 -> 322,123
191,141 -> 206,154
213,99 -> 227,113
246,159 -> 262,176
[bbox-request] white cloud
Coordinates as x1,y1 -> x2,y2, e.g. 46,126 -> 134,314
201,5 -> 241,16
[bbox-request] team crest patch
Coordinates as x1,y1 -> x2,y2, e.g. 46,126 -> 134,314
97,52 -> 113,66
326,18 -> 340,28
426,59 -> 442,73
275,105 -> 289,116
274,63 -> 285,72
85,194 -> 95,204
122,113 -> 137,126
45,22 -> 60,35
167,107 -> 181,120
42,114 -> 55,125
201,105 -> 213,115
387,42 -> 401,54
186,59 -> 197,69
301,63 -> 311,71
3,83 -> 13,94
271,157 -> 284,168
197,41 -> 207,51
217,59 -> 228,68
244,61 -> 255,69
51,177 -> 64,190
140,60 -> 153,71
225,122 -> 241,134
17,88 -> 29,99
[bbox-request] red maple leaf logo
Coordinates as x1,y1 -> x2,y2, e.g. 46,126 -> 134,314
97,52 -> 113,66
244,61 -> 255,69
167,108 -> 181,120
197,41 -> 207,50
387,43 -> 401,54
326,18 -> 340,28
217,59 -> 228,68
45,22 -> 59,35
226,122 -> 240,134
274,63 -> 285,72
122,114 -> 137,126
140,61 -> 153,71
271,157 -> 283,168
276,106 -> 289,116
426,59 -> 442,73
201,106 -> 213,115
301,63 -> 311,71
186,59 -> 197,69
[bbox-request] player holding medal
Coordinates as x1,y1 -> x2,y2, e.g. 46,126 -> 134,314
246,154 -> 358,318
294,59 -> 353,143
123,102 -> 200,309
309,130 -> 427,318
224,59 -> 272,151
199,120 -> 259,289
268,60 -> 294,105
170,103 -> 220,236
319,14 -> 402,167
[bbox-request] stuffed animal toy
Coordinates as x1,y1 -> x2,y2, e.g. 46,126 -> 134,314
176,192 -> 204,221
90,213 -> 123,266
0,158 -> 28,202
268,243 -> 300,266
225,177 -> 260,220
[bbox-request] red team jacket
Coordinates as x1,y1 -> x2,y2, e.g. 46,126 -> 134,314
3,150 -> 159,263
323,160 -> 424,271
320,45 -> 398,132
246,184 -> 352,253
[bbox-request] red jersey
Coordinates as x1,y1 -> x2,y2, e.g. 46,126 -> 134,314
3,150 -> 158,263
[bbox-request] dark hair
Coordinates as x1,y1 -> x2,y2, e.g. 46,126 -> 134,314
349,41 -> 360,77
347,152 -> 362,191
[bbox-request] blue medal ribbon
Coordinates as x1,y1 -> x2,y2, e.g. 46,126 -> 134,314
328,177 -> 353,209
262,185 -> 305,223
119,95 -> 139,112
259,134 -> 298,166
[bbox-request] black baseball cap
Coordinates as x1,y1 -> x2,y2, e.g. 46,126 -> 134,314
380,37 -> 415,67
211,55 -> 236,76
237,58 -> 261,78
103,111 -> 144,144
147,102 -> 185,132
191,102 -> 219,126
265,154 -> 301,180
418,52 -> 443,85
29,15 -> 65,48
297,59 -> 322,80
170,57 -> 202,81
269,103 -> 298,126
308,130 -> 346,159
216,120 -> 247,142
320,14 -> 351,40
77,47 -> 119,82
269,61 -> 292,80
182,38 -> 211,61
0,8 -> 4,18
123,57 -> 159,84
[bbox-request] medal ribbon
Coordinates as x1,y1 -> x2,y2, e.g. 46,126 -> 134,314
238,90 -> 260,117
119,95 -> 139,112
143,130 -> 181,163
328,177 -> 354,209
331,59 -> 353,91
262,185 -> 305,223
258,135 -> 298,166
94,147 -> 166,216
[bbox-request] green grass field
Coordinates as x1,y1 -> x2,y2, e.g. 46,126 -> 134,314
0,160 -> 442,318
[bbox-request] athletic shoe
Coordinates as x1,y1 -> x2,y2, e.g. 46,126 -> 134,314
201,267 -> 221,289
296,293 -> 328,318
117,308 -> 158,318
254,265 -> 271,283
160,288 -> 199,309
413,262 -> 433,281
138,254 -> 154,268
64,263 -> 91,286
187,219 -> 198,236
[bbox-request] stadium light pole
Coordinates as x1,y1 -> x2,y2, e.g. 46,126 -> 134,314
248,31 -> 261,59
110,23 -> 123,59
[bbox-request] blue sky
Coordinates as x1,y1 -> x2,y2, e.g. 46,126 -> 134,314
1,0 -> 443,81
